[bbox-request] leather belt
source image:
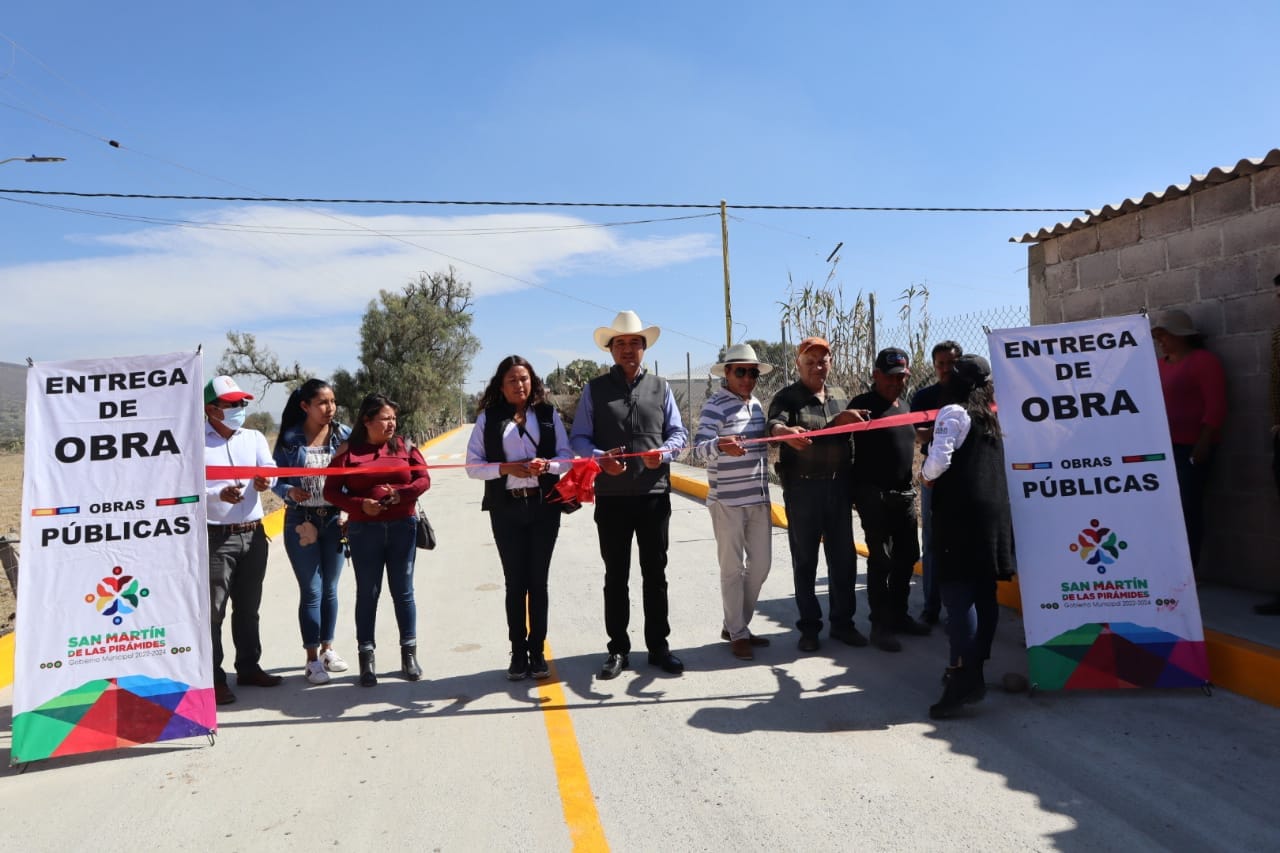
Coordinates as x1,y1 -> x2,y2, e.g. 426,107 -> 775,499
507,488 -> 540,499
797,471 -> 841,480
288,505 -> 338,518
209,520 -> 262,533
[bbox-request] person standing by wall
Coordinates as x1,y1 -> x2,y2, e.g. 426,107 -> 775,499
766,337 -> 868,653
686,344 -> 775,661
1150,309 -> 1226,576
909,341 -> 962,625
272,379 -> 352,686
466,355 -> 574,680
571,311 -> 688,679
1258,275 -> 1280,614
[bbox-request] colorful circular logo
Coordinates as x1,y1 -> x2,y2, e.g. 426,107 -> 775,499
84,565 -> 150,625
1068,518 -> 1128,574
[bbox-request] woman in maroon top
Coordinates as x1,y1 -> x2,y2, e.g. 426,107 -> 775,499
324,393 -> 430,686
1151,309 -> 1226,574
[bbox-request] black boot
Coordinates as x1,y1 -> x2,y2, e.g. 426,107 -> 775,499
401,645 -> 422,681
358,649 -> 377,687
965,663 -> 987,705
929,663 -> 983,719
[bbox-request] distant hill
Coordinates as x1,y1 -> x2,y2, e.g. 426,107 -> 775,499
0,362 -> 25,444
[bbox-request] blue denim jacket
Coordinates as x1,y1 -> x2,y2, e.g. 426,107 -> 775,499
271,422 -> 352,501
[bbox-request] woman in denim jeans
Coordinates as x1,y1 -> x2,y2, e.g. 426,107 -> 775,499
272,379 -> 352,686
324,393 -> 431,686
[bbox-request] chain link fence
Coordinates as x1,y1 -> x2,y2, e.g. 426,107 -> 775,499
665,302 -> 1029,423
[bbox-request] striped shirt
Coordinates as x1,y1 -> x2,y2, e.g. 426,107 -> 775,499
685,387 -> 771,506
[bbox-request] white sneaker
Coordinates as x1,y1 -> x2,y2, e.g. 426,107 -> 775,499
321,649 -> 349,672
305,660 -> 331,685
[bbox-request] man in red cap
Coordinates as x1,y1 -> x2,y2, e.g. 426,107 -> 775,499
766,337 -> 868,652
204,375 -> 278,704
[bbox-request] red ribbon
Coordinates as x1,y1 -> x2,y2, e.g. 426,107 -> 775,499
546,458 -> 601,505
205,408 -> 948,480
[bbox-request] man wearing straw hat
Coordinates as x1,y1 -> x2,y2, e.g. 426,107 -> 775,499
571,311 -> 689,679
686,343 -> 775,661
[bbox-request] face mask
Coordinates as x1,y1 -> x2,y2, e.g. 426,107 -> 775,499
221,406 -> 247,431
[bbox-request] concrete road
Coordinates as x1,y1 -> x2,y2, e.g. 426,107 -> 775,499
1,428 -> 1277,852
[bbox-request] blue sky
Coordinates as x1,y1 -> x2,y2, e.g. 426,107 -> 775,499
3,2 -> 1278,415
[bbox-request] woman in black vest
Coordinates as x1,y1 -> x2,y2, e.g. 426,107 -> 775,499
920,355 -> 1014,719
465,356 -> 574,681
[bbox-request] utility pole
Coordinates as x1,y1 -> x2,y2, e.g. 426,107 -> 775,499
686,352 -> 693,428
868,292 -> 878,361
781,320 -> 789,383
720,199 -> 732,350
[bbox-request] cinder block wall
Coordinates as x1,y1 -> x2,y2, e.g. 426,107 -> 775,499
1028,168 -> 1280,590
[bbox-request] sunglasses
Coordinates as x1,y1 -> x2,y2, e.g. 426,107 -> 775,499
730,367 -> 760,379
217,399 -> 249,409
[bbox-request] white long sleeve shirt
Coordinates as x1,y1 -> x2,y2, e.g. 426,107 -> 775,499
921,404 -> 972,482
204,422 -> 277,524
465,409 -> 574,489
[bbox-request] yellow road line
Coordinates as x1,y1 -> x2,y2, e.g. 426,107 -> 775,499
536,646 -> 609,851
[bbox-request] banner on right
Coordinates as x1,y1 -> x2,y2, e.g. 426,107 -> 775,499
989,314 -> 1209,690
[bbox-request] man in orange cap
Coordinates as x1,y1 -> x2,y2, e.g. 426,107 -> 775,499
766,337 -> 868,652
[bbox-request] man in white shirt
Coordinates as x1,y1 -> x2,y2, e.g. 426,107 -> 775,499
204,375 -> 278,705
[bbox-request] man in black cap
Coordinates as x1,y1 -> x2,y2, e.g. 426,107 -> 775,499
848,348 -> 931,652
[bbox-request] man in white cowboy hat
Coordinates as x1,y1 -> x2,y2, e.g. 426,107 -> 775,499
571,310 -> 689,679
685,343 -> 775,661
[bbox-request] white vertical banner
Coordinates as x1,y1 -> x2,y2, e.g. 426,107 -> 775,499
989,316 -> 1209,690
13,352 -> 215,764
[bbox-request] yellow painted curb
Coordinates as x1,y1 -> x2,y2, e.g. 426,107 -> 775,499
669,472 -> 865,556
1204,629 -> 1280,708
988,577 -> 1280,708
421,426 -> 465,451
667,472 -> 1280,709
0,631 -> 13,689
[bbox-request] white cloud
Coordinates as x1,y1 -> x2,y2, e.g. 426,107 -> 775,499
3,207 -> 718,373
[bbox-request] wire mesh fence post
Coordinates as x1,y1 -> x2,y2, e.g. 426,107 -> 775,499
1,534 -> 18,598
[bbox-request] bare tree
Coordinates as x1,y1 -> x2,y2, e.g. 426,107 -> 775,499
216,331 -> 307,396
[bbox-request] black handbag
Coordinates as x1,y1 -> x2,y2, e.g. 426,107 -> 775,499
415,501 -> 436,550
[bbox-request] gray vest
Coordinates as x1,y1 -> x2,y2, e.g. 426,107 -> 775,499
589,366 -> 670,496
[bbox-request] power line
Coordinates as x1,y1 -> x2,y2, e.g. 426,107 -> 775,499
0,195 -> 718,236
0,187 -> 1086,213
0,32 -> 732,353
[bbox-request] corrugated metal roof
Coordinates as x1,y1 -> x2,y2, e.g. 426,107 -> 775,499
1012,148 -> 1280,243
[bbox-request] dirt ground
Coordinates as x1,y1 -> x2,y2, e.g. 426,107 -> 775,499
1,451 -> 20,637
